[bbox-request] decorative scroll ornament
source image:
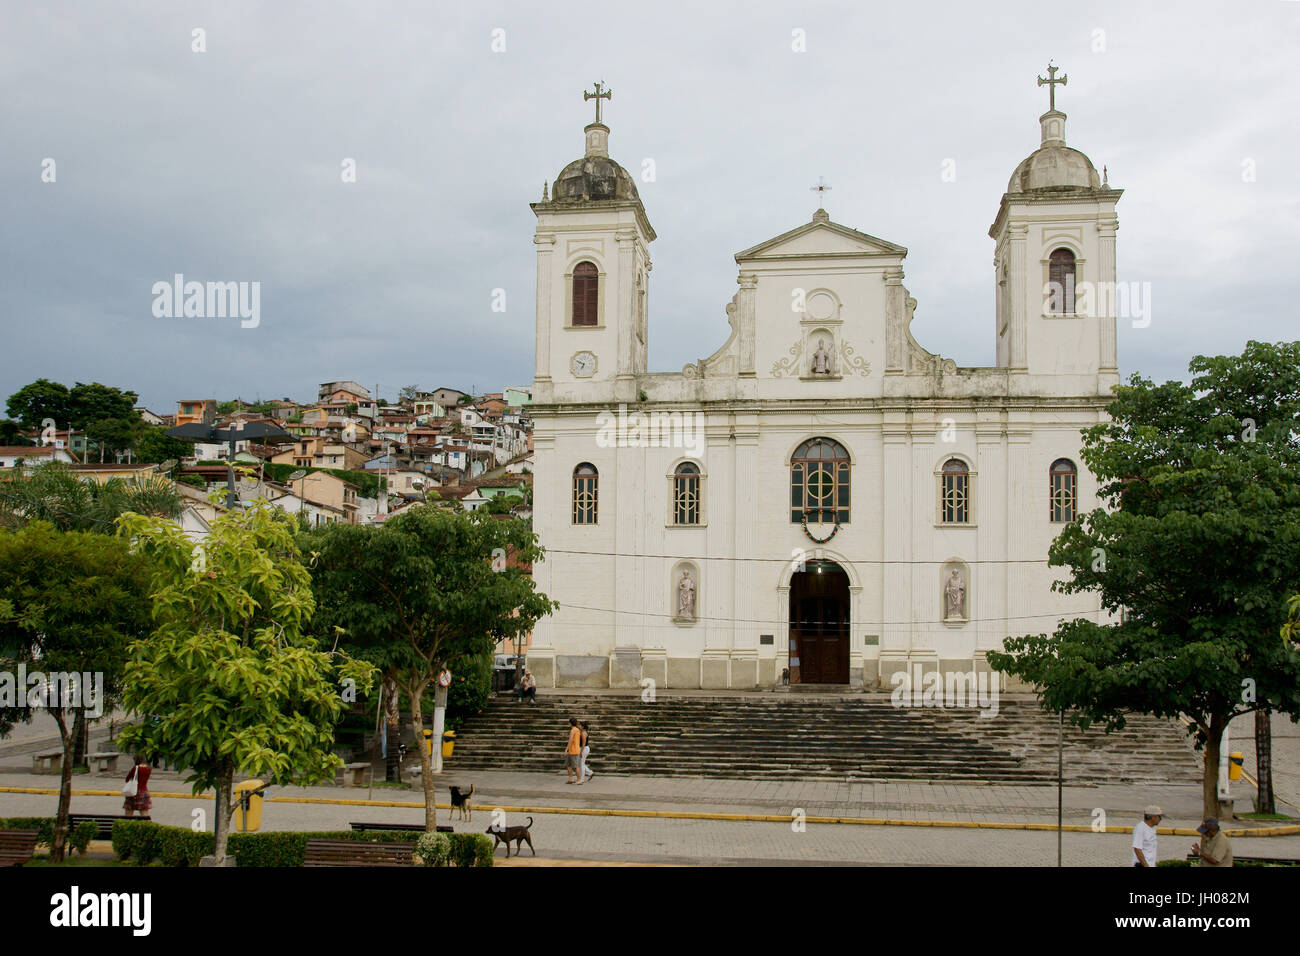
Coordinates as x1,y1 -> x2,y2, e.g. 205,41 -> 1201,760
771,338 -> 804,377
839,340 -> 871,377
801,507 -> 840,544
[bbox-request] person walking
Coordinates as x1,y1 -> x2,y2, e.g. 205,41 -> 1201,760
1191,818 -> 1233,867
579,721 -> 594,782
122,755 -> 152,818
1131,805 -> 1162,867
564,717 -> 583,785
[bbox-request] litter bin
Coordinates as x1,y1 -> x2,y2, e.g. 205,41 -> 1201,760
442,731 -> 456,758
423,728 -> 433,757
1228,752 -> 1244,781
232,779 -> 266,833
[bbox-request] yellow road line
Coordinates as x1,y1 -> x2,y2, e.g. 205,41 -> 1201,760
3,785 -> 1296,837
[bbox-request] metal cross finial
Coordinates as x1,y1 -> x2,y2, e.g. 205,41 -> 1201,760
1037,61 -> 1067,111
584,81 -> 612,125
810,176 -> 832,207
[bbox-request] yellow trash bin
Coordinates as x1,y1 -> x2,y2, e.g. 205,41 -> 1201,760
423,728 -> 434,757
232,779 -> 266,833
441,731 -> 456,758
1228,752 -> 1244,781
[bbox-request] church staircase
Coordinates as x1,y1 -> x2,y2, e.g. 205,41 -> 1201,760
445,694 -> 1201,784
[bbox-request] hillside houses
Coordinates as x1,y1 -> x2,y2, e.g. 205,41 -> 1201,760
3,380 -> 533,534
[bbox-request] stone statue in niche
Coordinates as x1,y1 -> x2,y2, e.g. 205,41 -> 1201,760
944,568 -> 967,620
676,570 -> 697,620
811,338 -> 832,375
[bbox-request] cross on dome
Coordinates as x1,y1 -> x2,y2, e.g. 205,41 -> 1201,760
1037,61 -> 1067,112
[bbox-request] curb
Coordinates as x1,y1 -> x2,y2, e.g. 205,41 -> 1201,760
3,785 -> 1297,837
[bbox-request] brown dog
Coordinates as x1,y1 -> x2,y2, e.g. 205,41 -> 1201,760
487,816 -> 535,857
449,784 -> 475,821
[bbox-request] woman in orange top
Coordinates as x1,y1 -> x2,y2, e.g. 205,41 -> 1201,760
565,717 -> 583,784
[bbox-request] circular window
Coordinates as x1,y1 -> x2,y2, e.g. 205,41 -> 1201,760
806,291 -> 836,321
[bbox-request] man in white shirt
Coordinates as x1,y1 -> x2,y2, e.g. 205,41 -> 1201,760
1132,805 -> 1162,867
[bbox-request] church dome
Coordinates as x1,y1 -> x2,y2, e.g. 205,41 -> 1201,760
552,153 -> 641,202
1008,144 -> 1100,192
1007,109 -> 1101,193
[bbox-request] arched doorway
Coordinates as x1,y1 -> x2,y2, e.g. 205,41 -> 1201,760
789,560 -> 850,684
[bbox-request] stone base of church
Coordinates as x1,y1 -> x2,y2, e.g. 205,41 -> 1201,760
523,647 -> 1022,692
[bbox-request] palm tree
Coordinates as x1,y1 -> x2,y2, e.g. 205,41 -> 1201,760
0,463 -> 180,533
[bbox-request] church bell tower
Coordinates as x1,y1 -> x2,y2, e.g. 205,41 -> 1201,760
531,83 -> 656,404
989,64 -> 1122,389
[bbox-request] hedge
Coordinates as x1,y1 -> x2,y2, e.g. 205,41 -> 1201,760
110,821 -> 483,867
0,817 -> 98,854
416,832 -> 493,867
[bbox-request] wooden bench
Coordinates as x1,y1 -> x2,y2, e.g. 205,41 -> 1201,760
32,750 -> 63,773
339,762 -> 371,787
0,830 -> 39,867
69,814 -> 150,840
302,839 -> 414,867
87,752 -> 122,774
349,821 -> 452,834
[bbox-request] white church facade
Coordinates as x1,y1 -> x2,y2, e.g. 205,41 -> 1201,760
527,72 -> 1122,690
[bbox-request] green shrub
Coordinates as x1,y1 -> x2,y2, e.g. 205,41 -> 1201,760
0,817 -> 55,846
159,829 -> 213,867
112,819 -> 163,864
415,832 -> 451,867
447,832 -> 494,867
69,820 -> 99,855
109,822 -> 424,867
228,828 -> 419,867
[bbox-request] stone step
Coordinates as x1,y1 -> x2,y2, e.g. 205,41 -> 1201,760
444,693 -> 1200,784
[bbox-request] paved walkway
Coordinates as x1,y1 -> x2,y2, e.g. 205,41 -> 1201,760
4,766 -> 1298,866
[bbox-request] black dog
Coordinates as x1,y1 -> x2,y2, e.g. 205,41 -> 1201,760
449,784 -> 475,821
487,816 -> 535,857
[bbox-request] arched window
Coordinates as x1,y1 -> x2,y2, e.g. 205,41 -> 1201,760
1050,458 -> 1077,523
1047,248 -> 1076,314
940,459 -> 970,524
790,438 -> 850,524
673,462 -> 701,525
572,261 -> 599,327
572,463 -> 598,524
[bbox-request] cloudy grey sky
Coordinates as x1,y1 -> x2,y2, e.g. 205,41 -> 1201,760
2,1 -> 1296,413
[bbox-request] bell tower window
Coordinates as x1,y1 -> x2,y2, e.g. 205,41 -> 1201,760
1047,248 -> 1076,314
572,261 -> 599,327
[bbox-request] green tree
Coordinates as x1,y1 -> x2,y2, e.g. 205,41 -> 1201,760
399,385 -> 420,405
6,379 -> 71,429
0,523 -> 153,860
989,341 -> 1300,820
116,505 -> 376,865
305,506 -> 556,829
135,426 -> 191,467
0,420 -> 33,446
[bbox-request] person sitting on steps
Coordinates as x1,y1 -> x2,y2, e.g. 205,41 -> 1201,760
517,670 -> 536,703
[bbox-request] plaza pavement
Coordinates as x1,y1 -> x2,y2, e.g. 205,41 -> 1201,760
3,765 -> 1299,866
3,708 -> 1297,865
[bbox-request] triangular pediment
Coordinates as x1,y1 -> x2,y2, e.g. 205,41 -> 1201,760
735,216 -> 907,263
